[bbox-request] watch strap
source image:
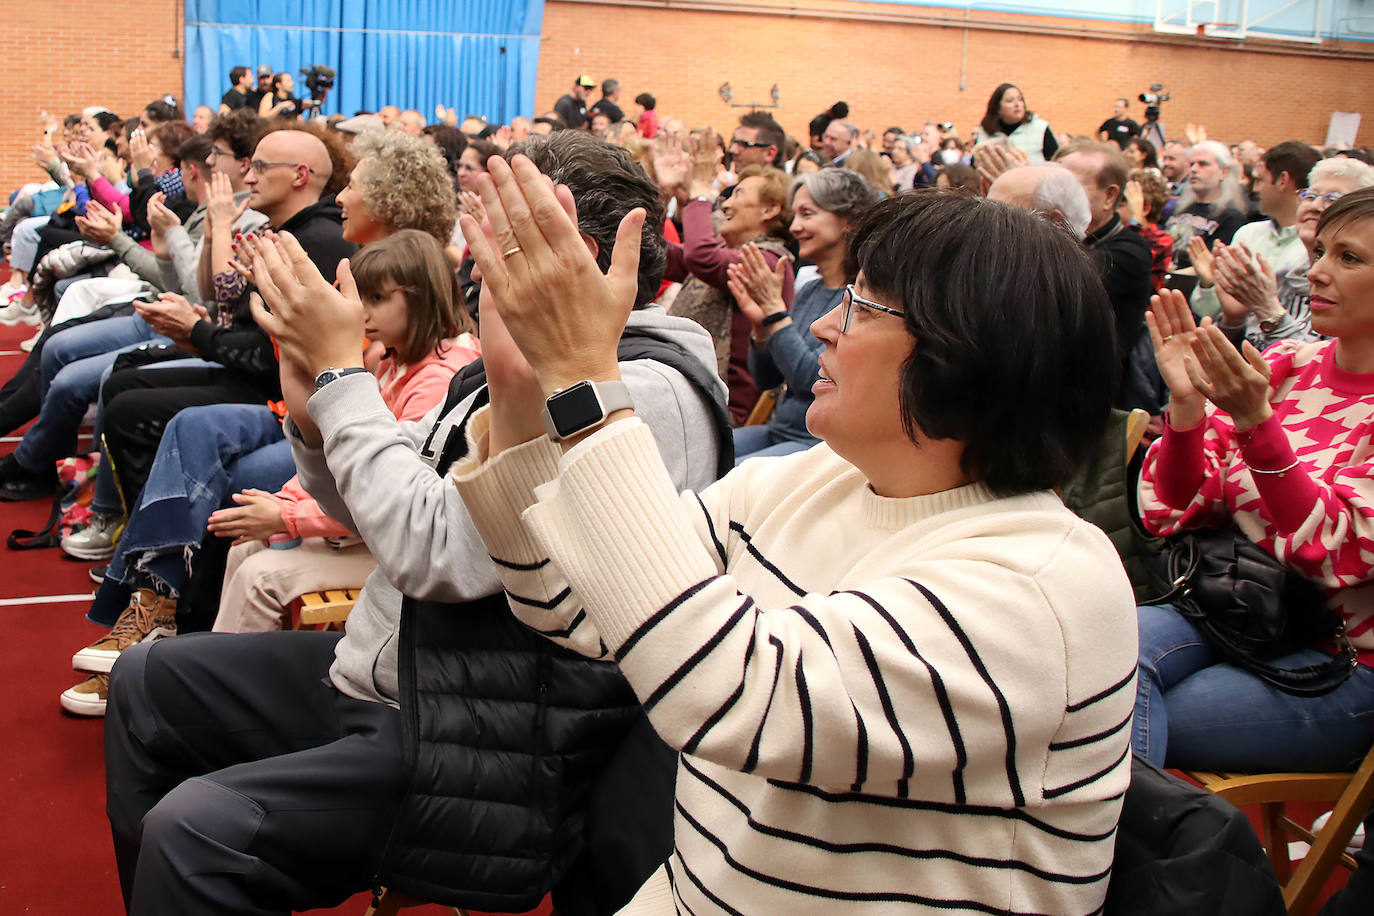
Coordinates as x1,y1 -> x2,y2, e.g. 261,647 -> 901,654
761,311 -> 789,327
541,379 -> 633,441
314,367 -> 369,392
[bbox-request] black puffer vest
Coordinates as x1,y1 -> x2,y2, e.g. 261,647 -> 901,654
376,331 -> 733,913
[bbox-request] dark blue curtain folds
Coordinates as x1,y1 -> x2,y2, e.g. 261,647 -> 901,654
184,0 -> 545,123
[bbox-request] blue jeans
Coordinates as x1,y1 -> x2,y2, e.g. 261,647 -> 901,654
732,425 -> 815,466
13,314 -> 167,474
102,404 -> 293,601
1133,603 -> 1374,771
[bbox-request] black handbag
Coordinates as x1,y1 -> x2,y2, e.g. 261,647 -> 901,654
1145,529 -> 1358,697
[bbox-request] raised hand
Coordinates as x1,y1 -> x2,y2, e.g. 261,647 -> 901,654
1215,245 -> 1281,319
129,128 -> 156,172
1188,236 -> 1216,287
725,243 -> 787,329
205,171 -> 247,239
245,231 -> 365,377
1185,324 -> 1272,431
687,128 -> 723,200
1123,179 -> 1146,224
460,154 -> 643,398
650,131 -> 690,200
76,199 -> 121,245
1145,288 -> 1208,428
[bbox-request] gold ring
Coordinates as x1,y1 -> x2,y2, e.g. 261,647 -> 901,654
1162,335 -> 1173,342
501,246 -> 523,260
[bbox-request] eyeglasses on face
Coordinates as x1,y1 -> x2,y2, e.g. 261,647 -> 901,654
248,159 -> 314,175
1297,189 -> 1343,205
841,284 -> 905,333
730,137 -> 772,150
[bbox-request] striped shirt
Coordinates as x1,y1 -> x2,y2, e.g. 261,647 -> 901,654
456,414 -> 1138,915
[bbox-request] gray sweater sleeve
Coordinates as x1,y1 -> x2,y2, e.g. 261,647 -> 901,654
109,234 -> 165,288
156,225 -> 203,302
294,353 -> 719,604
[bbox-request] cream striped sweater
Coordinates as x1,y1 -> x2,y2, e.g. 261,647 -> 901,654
455,413 -> 1138,915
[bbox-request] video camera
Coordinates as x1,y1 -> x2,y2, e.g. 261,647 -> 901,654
302,65 -> 336,101
1138,83 -> 1170,122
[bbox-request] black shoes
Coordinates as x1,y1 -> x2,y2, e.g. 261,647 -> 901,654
0,452 -> 57,502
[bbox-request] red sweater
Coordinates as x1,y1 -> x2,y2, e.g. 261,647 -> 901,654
1140,339 -> 1374,664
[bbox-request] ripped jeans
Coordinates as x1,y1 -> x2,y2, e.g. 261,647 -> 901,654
99,404 -> 294,615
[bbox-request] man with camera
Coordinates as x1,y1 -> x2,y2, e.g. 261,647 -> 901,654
1097,98 -> 1140,149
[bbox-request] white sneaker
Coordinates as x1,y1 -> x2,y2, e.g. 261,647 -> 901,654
1311,810 -> 1366,854
18,327 -> 42,351
0,296 -> 38,326
61,513 -> 123,560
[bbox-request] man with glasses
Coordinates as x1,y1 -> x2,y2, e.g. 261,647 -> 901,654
729,111 -> 785,170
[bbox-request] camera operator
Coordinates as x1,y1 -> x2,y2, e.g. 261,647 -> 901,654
1097,98 -> 1140,149
258,72 -> 318,120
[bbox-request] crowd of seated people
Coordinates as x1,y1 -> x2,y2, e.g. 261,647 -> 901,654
2,63 -> 1374,914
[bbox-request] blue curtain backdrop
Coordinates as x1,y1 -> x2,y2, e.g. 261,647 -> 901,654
184,0 -> 544,123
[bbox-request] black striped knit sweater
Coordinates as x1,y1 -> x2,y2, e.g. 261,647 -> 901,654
456,414 -> 1138,915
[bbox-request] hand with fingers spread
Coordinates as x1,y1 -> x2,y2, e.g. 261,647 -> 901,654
244,231 -> 365,377
974,142 -> 1028,194
76,199 -> 121,245
207,489 -> 287,543
458,189 -> 486,224
1146,288 -> 1208,429
725,243 -> 788,334
459,153 -> 644,419
1188,236 -> 1216,288
650,132 -> 690,200
1185,324 -> 1273,430
63,141 -> 103,182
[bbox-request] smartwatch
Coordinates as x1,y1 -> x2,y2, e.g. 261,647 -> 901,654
314,367 -> 369,392
541,380 -> 633,441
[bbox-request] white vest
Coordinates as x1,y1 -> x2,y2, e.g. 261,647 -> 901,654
976,115 -> 1052,163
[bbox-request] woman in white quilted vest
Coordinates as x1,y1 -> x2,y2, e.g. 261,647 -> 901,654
974,83 -> 1059,164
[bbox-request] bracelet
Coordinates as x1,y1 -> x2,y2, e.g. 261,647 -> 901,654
1245,458 -> 1300,476
761,311 -> 789,327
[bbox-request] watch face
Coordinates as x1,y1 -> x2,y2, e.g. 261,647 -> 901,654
547,382 -> 605,438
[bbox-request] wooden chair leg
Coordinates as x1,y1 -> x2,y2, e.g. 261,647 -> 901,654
1260,801 -> 1293,886
1285,749 -> 1374,916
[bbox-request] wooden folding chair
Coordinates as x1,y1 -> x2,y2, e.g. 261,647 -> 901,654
1185,741 -> 1374,915
742,386 -> 780,427
294,588 -> 361,631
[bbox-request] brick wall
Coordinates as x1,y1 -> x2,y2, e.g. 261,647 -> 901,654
535,0 -> 1373,151
1,0 -> 183,203
2,0 -> 1370,203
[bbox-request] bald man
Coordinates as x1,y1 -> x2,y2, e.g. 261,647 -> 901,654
987,164 -> 1092,239
377,105 -> 401,126
397,110 -> 426,136
93,125 -> 353,531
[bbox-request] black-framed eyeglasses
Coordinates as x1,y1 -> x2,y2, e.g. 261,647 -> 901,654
730,137 -> 772,150
248,159 -> 314,175
841,284 -> 904,333
1297,189 -> 1343,205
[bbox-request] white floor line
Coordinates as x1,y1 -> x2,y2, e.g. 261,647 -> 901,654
0,593 -> 92,607
0,350 -> 24,356
0,435 -> 20,443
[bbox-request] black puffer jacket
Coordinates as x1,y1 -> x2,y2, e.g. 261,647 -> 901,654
376,333 -> 734,914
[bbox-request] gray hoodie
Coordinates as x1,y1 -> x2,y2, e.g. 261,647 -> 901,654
291,305 -> 726,706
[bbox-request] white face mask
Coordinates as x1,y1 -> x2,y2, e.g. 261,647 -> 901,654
938,149 -> 962,166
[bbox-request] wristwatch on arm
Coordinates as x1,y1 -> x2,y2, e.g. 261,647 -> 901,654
315,367 -> 369,392
541,380 -> 633,441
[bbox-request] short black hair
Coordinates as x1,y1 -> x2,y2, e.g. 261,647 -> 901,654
505,132 -> 667,308
229,66 -> 249,85
738,111 -> 786,167
533,115 -> 565,132
208,108 -> 263,160
850,192 -> 1116,495
1262,141 -> 1321,191
634,92 -> 655,111
422,124 -> 468,187
94,111 -> 123,133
